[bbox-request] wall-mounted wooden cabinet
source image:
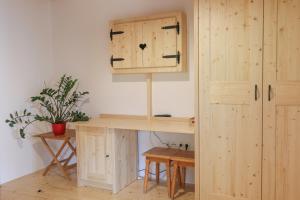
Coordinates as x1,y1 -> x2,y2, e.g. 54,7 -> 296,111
110,12 -> 186,74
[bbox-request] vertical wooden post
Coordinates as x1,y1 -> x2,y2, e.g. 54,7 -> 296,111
146,73 -> 152,120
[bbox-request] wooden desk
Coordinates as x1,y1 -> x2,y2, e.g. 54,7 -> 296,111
34,130 -> 77,180
75,114 -> 195,194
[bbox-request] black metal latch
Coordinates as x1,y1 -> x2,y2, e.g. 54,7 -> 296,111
161,22 -> 180,34
111,56 -> 125,67
162,51 -> 180,64
110,29 -> 124,41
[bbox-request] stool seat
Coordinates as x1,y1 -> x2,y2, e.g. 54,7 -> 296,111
143,147 -> 178,159
172,150 -> 195,164
143,147 -> 178,197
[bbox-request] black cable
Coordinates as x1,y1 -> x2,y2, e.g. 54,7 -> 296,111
152,132 -> 170,147
138,168 -> 166,175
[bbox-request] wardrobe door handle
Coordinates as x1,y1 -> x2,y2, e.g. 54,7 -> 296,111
255,84 -> 258,101
268,85 -> 272,101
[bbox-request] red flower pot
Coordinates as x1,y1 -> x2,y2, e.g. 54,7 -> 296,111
52,123 -> 66,136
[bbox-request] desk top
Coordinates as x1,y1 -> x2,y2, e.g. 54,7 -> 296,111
33,129 -> 76,140
75,114 -> 195,135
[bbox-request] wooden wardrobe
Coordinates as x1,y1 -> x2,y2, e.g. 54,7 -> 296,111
195,0 -> 300,200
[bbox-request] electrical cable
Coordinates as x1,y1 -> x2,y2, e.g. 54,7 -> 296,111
151,131 -> 170,147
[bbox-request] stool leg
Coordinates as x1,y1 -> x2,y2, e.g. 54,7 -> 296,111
177,166 -> 182,189
171,162 -> 178,200
156,162 -> 160,184
181,167 -> 186,189
144,158 -> 150,193
166,161 -> 171,198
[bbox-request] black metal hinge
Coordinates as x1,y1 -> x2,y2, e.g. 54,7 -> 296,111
110,29 -> 124,41
161,22 -> 180,34
162,51 -> 180,64
111,56 -> 125,67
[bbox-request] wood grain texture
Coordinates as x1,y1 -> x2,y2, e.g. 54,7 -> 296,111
112,129 -> 138,194
0,169 -> 195,200
198,1 -> 263,200
111,22 -> 143,69
76,127 -> 112,190
76,126 -> 138,194
194,0 -> 200,199
143,17 -> 177,68
110,11 -> 187,74
75,114 -> 195,135
263,0 -> 300,200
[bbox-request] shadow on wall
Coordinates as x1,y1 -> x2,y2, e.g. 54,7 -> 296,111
112,72 -> 190,83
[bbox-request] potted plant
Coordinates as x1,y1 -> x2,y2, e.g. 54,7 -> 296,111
5,75 -> 89,138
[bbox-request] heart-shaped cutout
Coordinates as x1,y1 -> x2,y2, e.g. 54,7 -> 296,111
139,43 -> 147,50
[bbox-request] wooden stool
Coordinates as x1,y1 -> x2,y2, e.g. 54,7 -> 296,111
34,129 -> 77,180
171,150 -> 195,200
143,147 -> 178,197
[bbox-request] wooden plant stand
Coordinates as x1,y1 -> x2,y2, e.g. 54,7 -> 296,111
34,129 -> 77,180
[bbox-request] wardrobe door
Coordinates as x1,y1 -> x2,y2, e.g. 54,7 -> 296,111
263,0 -> 300,200
198,0 -> 263,200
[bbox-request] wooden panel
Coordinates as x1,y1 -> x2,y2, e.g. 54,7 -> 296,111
210,1 -> 257,82
198,1 -> 263,200
111,22 -> 143,69
208,105 -> 260,199
208,194 -> 246,200
276,83 -> 300,105
143,17 -> 177,68
76,127 -> 112,189
210,82 -> 251,105
194,0 -> 200,198
112,129 -> 138,194
85,133 -> 106,180
277,0 -> 300,81
263,1 -> 300,200
275,107 -> 300,200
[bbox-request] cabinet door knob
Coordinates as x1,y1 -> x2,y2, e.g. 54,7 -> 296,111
106,155 -> 110,158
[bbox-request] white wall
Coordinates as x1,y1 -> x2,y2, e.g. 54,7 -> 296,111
0,0 -> 54,184
51,0 -> 195,183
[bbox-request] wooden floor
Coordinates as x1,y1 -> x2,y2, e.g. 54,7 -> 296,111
0,168 -> 194,200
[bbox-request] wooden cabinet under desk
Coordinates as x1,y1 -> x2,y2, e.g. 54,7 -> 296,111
75,114 -> 194,193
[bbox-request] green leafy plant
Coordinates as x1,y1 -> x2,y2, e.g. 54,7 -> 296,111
5,75 -> 89,138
